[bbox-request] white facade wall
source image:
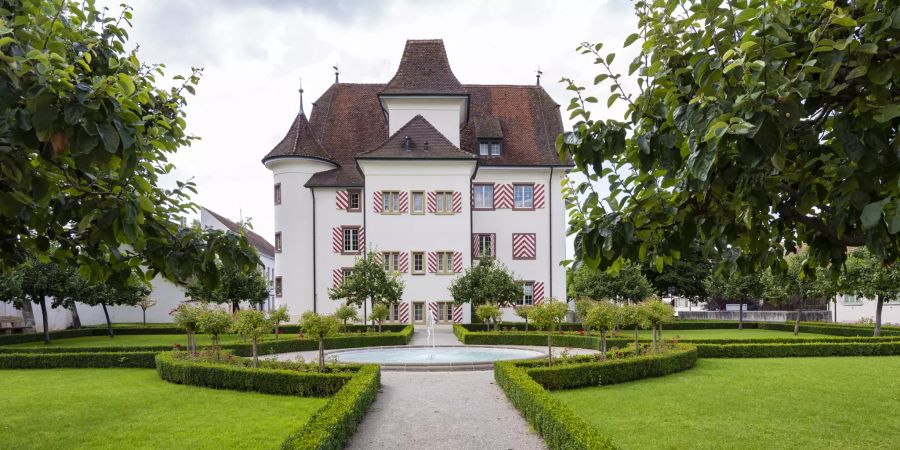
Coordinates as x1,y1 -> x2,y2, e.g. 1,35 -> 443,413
313,187 -> 364,317
381,97 -> 466,146
832,294 -> 900,325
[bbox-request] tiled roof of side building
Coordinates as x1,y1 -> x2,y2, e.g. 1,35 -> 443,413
357,115 -> 476,160
381,39 -> 466,95
202,207 -> 275,258
261,112 -> 333,164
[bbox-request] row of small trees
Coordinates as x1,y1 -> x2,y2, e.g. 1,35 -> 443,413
579,299 -> 675,358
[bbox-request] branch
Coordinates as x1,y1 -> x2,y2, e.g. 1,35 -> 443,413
775,204 -> 866,246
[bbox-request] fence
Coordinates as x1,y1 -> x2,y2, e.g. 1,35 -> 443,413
677,310 -> 832,322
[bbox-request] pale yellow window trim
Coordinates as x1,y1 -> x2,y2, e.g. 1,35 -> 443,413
382,191 -> 401,215
411,251 -> 425,275
410,191 -> 425,215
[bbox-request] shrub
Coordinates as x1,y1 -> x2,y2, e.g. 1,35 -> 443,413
231,309 -> 273,367
170,303 -> 203,353
696,341 -> 900,358
334,304 -> 359,327
197,307 -> 233,351
281,365 -> 381,450
368,304 -> 388,332
0,351 -> 157,369
299,312 -> 342,371
270,306 -> 291,339
529,300 -> 569,365
475,304 -> 502,331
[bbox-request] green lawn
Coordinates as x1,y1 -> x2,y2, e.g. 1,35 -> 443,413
0,369 -> 327,449
5,333 -> 286,348
603,328 -> 831,340
553,357 -> 900,449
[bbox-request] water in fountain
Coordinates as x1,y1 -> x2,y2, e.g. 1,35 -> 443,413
426,310 -> 435,359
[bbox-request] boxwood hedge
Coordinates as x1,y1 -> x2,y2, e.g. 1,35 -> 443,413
0,351 -> 157,369
696,341 -> 900,358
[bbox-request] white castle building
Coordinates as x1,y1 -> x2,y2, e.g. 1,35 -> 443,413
263,40 -> 572,324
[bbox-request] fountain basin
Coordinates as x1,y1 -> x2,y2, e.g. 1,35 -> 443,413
326,345 -> 546,371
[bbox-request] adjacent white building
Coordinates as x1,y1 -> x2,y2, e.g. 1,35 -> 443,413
264,39 -> 572,323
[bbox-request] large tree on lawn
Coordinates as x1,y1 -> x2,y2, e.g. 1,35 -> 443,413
569,263 -> 653,303
449,257 -> 524,316
65,273 -> 150,337
0,1 -> 258,288
0,260 -> 69,343
328,251 -> 404,324
841,248 -> 900,336
559,0 -> 899,278
641,244 -> 713,303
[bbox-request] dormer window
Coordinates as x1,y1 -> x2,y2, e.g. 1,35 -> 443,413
478,139 -> 502,156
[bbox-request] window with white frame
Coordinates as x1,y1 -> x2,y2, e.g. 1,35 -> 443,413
412,252 -> 425,274
519,281 -> 534,305
514,184 -> 534,209
386,303 -> 400,321
478,139 -> 502,156
474,184 -> 494,209
436,252 -> 454,274
382,252 -> 400,273
382,191 -> 400,213
348,190 -> 361,211
343,227 -> 359,253
411,191 -> 425,214
435,191 -> 453,214
476,234 -> 494,258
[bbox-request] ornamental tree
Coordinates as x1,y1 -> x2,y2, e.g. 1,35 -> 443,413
514,305 -> 533,331
842,248 -> 900,336
475,304 -> 502,331
368,304 -> 388,332
642,244 -> 713,303
269,306 -> 290,339
335,304 -> 359,327
136,296 -> 157,325
449,257 -> 524,308
0,260 -> 69,343
328,251 -> 404,324
574,298 -> 597,322
197,307 -> 232,357
170,303 -> 202,354
66,273 -> 150,337
299,312 -> 342,372
642,299 -> 675,350
618,303 -> 651,355
569,263 -> 653,303
0,1 -> 259,288
529,300 -> 568,366
559,0 -> 900,279
231,309 -> 272,368
583,300 -> 619,358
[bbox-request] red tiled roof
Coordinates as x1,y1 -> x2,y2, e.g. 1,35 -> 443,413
358,115 -> 475,160
262,112 -> 333,163
381,39 -> 465,95
202,208 -> 275,258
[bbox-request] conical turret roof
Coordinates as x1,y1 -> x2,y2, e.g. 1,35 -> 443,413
262,112 -> 334,163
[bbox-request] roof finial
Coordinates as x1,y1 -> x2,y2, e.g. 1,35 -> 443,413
298,76 -> 305,115
535,65 -> 543,86
333,64 -> 340,83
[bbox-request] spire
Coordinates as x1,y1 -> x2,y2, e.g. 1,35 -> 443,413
536,66 -> 542,86
298,76 -> 305,115
333,64 -> 340,84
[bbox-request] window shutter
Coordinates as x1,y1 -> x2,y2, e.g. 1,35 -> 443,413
332,227 -> 343,253
453,304 -> 463,323
427,191 -> 436,213
534,184 -> 545,209
452,191 -> 461,213
472,234 -> 480,258
512,233 -> 537,259
358,226 -> 365,253
332,269 -> 343,288
336,190 -> 348,210
399,191 -> 408,214
533,281 -> 545,304
373,192 -> 383,213
495,184 -> 512,209
427,252 -> 437,273
399,252 -> 409,273
375,252 -> 383,265
453,251 -> 462,273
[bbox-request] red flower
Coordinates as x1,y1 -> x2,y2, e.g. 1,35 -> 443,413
578,330 -> 585,335
174,343 -> 182,350
298,333 -> 305,339
558,331 -> 564,335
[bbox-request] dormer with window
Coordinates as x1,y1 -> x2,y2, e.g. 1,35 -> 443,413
474,116 -> 503,157
478,139 -> 502,156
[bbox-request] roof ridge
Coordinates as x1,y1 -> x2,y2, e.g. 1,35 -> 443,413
358,115 -> 475,158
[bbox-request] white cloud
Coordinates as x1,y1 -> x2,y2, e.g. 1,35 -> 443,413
105,0 -> 640,253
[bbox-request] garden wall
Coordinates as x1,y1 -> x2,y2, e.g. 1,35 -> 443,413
678,310 -> 832,322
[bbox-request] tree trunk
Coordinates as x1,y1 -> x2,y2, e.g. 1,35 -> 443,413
101,303 -> 114,337
600,330 -> 606,360
833,298 -> 837,323
232,301 -> 240,314
275,323 -> 280,340
634,325 -> 640,355
18,300 -> 36,327
142,308 -> 147,325
252,337 -> 259,368
378,321 -> 382,332
874,295 -> 883,337
738,303 -> 744,330
793,297 -> 803,335
547,331 -> 552,367
39,296 -> 50,344
524,318 -> 529,332
658,323 -> 663,341
68,304 -> 82,328
318,338 -> 325,372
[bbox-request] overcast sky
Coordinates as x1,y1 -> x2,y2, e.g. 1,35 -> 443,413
106,0 -> 638,250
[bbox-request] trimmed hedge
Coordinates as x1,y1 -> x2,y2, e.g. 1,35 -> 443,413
525,345 -> 698,391
281,365 -> 381,450
697,341 -> 900,358
494,361 -> 617,450
155,352 -> 356,397
758,322 -> 900,336
0,351 -> 157,369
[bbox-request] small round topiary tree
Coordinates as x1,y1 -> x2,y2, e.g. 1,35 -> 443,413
197,307 -> 232,359
231,309 -> 272,368
583,300 -> 619,359
529,300 -> 568,366
171,303 -> 202,354
475,304 -> 502,331
574,298 -> 596,323
269,306 -> 290,339
642,299 -> 675,351
299,311 -> 342,372
368,303 -> 388,332
335,304 -> 359,328
514,305 -> 533,332
619,302 -> 651,355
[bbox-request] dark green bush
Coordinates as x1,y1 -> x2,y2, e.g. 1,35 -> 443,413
758,322 -> 900,336
524,345 -> 697,391
697,341 -> 900,358
0,345 -> 176,354
0,328 -> 94,345
281,365 -> 381,450
0,351 -> 157,369
155,351 -> 359,397
494,361 -> 617,450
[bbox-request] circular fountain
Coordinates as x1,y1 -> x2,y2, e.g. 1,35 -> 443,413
327,345 -> 546,371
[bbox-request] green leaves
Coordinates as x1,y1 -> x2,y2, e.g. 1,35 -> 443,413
861,200 -> 887,230
623,33 -> 640,48
734,8 -> 758,24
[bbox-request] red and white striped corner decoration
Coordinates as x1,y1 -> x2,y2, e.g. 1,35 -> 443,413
453,251 -> 463,273
427,251 -> 437,273
335,190 -> 349,210
495,184 -> 513,208
358,226 -> 366,252
332,268 -> 343,288
512,233 -> 537,259
426,191 -> 437,213
372,191 -> 383,213
399,191 -> 409,214
332,227 -> 343,253
399,302 -> 410,323
452,191 -> 462,213
471,234 -> 479,257
399,252 -> 409,273
533,281 -> 545,304
374,251 -> 383,265
427,302 -> 438,321
453,304 -> 463,323
534,184 -> 545,209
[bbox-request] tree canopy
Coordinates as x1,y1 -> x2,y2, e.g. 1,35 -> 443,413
328,251 -> 404,310
448,257 -> 523,307
0,0 -> 258,289
569,263 -> 653,302
559,0 -> 900,277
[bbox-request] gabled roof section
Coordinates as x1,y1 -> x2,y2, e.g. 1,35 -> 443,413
358,115 -> 476,160
201,208 -> 275,258
381,39 -> 466,95
474,116 -> 503,139
262,112 -> 334,164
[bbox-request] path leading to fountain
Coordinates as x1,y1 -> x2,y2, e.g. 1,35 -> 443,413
345,325 -> 547,450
